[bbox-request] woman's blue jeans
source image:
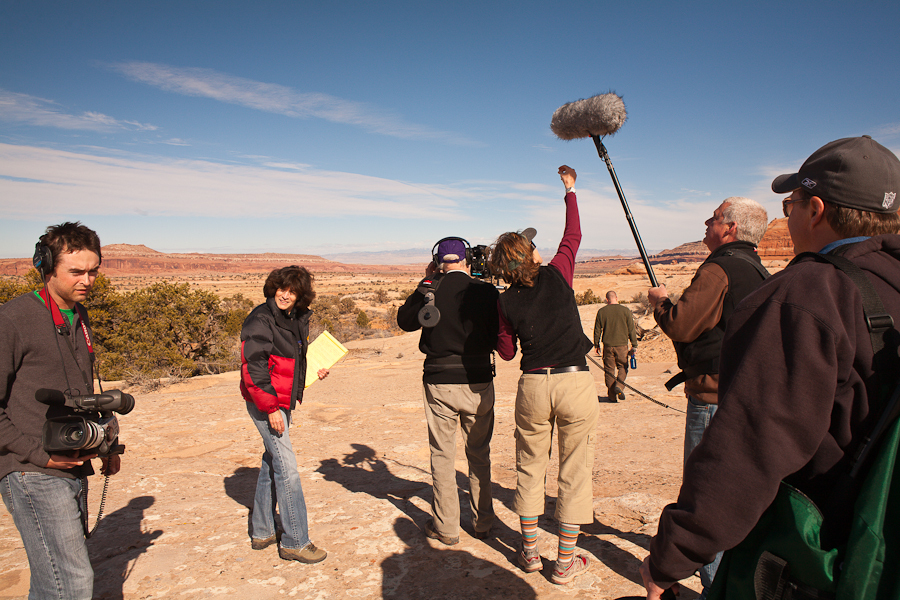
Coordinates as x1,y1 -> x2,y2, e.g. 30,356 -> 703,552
1,471 -> 93,600
245,402 -> 310,550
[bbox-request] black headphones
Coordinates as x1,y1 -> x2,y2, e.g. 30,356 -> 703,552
431,237 -> 472,267
33,239 -> 53,278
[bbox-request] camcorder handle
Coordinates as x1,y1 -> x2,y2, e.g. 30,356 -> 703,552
417,275 -> 442,328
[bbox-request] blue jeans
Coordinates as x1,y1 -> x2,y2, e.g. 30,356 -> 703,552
684,395 -> 722,594
1,472 -> 93,600
246,402 -> 310,550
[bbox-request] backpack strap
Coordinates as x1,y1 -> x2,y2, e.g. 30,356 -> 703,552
791,251 -> 894,356
790,249 -> 900,479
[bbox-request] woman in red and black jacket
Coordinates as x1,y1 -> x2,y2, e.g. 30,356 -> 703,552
240,265 -> 328,564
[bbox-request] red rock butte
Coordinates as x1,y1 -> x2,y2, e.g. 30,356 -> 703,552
0,244 -> 422,277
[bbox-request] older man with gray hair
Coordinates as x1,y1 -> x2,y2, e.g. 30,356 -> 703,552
647,196 -> 769,598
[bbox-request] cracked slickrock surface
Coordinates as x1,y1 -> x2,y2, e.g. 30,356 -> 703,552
0,305 -> 700,599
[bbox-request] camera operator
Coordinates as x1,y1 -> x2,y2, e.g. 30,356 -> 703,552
0,222 -> 119,600
397,238 -> 499,545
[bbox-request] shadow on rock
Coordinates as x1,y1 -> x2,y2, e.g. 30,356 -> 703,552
580,518 -> 699,599
580,517 -> 649,588
224,465 -> 259,509
382,516 -> 537,600
88,495 -> 163,600
317,443 -> 432,524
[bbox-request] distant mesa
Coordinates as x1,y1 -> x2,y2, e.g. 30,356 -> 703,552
0,220 -> 794,278
756,218 -> 793,259
0,244 -> 421,277
577,217 -> 793,273
102,243 -> 163,256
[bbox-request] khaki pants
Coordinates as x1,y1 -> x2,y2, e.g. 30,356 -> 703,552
602,345 -> 629,398
513,370 -> 598,524
423,382 -> 495,538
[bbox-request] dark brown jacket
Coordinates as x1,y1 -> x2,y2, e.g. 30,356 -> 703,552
648,235 -> 900,586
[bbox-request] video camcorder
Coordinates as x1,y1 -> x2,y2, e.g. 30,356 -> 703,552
36,389 -> 135,457
469,245 -> 489,279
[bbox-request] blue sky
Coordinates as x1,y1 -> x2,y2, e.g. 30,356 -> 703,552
1,1 -> 898,260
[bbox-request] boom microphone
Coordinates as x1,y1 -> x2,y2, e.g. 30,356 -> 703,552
551,91 -> 658,287
550,92 -> 627,140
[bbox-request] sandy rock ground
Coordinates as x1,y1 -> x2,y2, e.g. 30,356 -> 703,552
0,304 -> 698,600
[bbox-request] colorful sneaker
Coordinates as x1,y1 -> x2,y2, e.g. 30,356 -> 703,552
279,542 -> 327,564
424,520 -> 460,546
551,554 -> 591,584
518,546 -> 542,573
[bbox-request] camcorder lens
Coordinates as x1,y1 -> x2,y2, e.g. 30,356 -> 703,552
61,424 -> 85,443
43,417 -> 105,452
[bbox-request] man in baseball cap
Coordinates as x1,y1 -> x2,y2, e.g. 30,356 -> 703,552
641,136 -> 900,598
396,236 -> 499,545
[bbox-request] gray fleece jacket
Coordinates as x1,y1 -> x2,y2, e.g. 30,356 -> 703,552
0,292 -> 96,480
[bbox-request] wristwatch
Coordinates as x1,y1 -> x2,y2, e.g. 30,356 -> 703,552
565,187 -> 576,194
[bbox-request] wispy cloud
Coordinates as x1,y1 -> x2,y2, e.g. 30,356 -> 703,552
874,123 -> 900,138
0,143 -> 474,219
108,61 -> 480,145
0,89 -> 157,132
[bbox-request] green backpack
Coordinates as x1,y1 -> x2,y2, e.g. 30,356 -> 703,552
707,251 -> 900,600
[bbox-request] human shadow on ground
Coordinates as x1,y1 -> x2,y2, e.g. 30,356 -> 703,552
381,516 -> 537,600
87,495 -> 163,600
317,443 -> 432,525
225,466 -> 290,538
580,518 -> 700,600
318,443 -> 522,562
223,466 -> 258,509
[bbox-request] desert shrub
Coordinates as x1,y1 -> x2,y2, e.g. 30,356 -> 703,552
221,293 -> 255,336
372,289 -> 389,303
98,282 -> 238,380
339,297 -> 356,314
0,269 -> 44,304
385,305 -> 399,328
356,310 -> 369,328
575,289 -> 602,305
630,292 -> 650,311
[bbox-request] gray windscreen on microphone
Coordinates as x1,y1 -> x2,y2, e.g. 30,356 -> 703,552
550,93 -> 627,140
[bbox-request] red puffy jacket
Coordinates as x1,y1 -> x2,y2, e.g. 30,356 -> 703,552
240,298 -> 310,414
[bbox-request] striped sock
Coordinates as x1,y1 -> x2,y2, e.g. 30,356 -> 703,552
520,516 -> 539,551
557,522 -> 581,566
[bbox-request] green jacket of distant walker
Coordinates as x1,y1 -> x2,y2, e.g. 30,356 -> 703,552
593,303 -> 637,349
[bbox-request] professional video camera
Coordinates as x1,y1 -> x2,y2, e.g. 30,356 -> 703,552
469,245 -> 490,279
36,389 -> 134,457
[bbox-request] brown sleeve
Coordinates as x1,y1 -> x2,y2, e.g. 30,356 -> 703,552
654,263 -> 727,343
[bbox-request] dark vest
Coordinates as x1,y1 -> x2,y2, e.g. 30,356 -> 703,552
499,266 -> 593,372
673,241 -> 769,382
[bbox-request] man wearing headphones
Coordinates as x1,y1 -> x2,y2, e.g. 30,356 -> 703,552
0,222 -> 120,599
397,238 -> 499,545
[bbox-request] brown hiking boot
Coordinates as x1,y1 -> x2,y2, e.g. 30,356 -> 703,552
279,542 -> 327,564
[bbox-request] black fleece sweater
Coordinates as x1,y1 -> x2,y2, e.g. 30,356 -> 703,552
397,270 -> 498,384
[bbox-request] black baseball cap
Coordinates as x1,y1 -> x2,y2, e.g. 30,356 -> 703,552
521,227 -> 537,247
772,135 -> 900,213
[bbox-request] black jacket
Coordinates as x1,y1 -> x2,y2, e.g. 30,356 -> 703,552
397,270 -> 498,384
240,298 -> 310,413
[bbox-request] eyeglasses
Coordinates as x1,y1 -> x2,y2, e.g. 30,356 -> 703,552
782,197 -> 806,218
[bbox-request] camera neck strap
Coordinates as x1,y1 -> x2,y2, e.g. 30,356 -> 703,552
38,287 -> 94,357
39,287 -> 96,392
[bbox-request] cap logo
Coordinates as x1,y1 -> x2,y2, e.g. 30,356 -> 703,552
884,192 -> 897,210
801,178 -> 817,189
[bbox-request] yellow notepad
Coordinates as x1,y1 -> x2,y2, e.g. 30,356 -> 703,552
305,331 -> 349,387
